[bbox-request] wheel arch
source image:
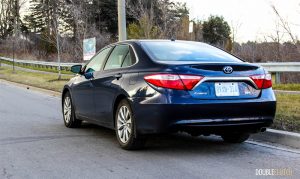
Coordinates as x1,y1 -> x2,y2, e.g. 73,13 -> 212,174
62,86 -> 80,120
62,87 -> 70,105
62,86 -> 76,111
113,94 -> 129,129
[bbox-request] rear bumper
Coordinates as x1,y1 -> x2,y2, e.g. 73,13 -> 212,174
173,119 -> 273,135
132,102 -> 275,134
131,89 -> 276,135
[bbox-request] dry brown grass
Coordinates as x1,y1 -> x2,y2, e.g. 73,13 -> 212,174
273,93 -> 300,132
0,66 -> 70,92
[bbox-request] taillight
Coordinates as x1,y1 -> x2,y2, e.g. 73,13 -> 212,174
144,74 -> 203,90
250,74 -> 272,89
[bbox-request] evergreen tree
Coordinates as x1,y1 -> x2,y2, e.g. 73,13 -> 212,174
202,15 -> 231,45
0,0 -> 25,38
24,0 -> 62,54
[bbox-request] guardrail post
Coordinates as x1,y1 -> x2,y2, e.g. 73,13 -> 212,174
271,73 -> 276,84
271,72 -> 281,84
275,72 -> 281,84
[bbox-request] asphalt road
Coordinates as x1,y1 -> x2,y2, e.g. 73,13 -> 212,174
0,80 -> 299,179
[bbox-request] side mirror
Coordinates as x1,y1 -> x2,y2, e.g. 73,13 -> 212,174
71,65 -> 82,74
84,72 -> 94,79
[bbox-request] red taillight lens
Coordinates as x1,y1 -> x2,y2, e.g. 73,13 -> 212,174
250,74 -> 272,89
179,75 -> 203,90
144,74 -> 203,90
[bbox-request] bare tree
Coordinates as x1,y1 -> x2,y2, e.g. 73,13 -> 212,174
230,20 -> 242,53
33,0 -> 62,79
266,21 -> 285,61
126,0 -> 189,39
271,4 -> 298,44
126,0 -> 159,38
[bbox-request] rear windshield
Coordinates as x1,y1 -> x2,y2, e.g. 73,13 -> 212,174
140,41 -> 242,63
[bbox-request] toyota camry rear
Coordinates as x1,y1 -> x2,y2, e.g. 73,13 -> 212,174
128,40 -> 276,145
63,40 -> 276,150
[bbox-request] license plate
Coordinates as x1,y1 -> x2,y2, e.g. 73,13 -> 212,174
215,82 -> 239,97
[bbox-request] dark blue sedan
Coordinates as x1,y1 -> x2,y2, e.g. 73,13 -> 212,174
62,40 -> 276,150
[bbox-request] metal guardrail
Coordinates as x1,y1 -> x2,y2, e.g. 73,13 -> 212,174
0,57 -> 80,70
1,56 -> 299,83
254,62 -> 300,72
253,62 -> 300,83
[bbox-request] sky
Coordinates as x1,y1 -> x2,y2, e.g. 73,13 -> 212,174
20,0 -> 300,43
173,0 -> 300,43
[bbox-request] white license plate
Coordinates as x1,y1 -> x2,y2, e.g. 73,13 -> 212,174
215,82 -> 239,97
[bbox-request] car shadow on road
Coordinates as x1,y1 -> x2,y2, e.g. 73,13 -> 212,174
78,122 -> 244,153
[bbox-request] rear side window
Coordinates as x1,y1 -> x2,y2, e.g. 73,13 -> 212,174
85,47 -> 112,73
104,45 -> 129,70
140,41 -> 242,63
121,49 -> 136,67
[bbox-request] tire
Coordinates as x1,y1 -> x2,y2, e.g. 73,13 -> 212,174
221,133 -> 250,143
63,92 -> 81,128
115,99 -> 146,150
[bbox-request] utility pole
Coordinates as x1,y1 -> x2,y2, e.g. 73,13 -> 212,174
13,37 -> 15,72
189,21 -> 193,41
118,0 -> 127,41
56,21 -> 61,80
13,15 -> 16,73
54,10 -> 61,80
12,0 -> 19,73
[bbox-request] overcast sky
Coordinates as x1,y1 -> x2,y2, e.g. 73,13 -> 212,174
21,0 -> 299,43
173,0 -> 300,43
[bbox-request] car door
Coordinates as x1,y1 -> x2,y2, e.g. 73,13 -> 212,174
72,47 -> 112,120
92,44 -> 136,127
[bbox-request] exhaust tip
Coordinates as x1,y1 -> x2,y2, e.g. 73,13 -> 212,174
260,128 -> 267,132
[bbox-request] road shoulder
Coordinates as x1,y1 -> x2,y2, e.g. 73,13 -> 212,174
0,79 -> 61,97
251,129 -> 300,149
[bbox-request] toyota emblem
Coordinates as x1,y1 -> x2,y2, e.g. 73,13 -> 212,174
223,66 -> 233,74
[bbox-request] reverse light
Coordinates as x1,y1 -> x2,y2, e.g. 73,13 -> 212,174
144,74 -> 203,90
250,73 -> 272,89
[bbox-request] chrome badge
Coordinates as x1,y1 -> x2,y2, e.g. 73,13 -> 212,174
223,66 -> 233,74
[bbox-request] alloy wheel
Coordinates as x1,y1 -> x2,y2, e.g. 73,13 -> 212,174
117,106 -> 132,144
63,96 -> 72,124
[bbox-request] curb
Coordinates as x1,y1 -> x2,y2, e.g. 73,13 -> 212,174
251,128 -> 300,149
0,79 -> 61,97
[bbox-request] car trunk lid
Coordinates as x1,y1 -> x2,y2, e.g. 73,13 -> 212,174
170,62 -> 264,99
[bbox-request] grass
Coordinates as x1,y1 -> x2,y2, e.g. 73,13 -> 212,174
273,84 -> 300,91
0,59 -> 72,74
1,65 -> 300,133
273,93 -> 300,132
0,66 -> 70,92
